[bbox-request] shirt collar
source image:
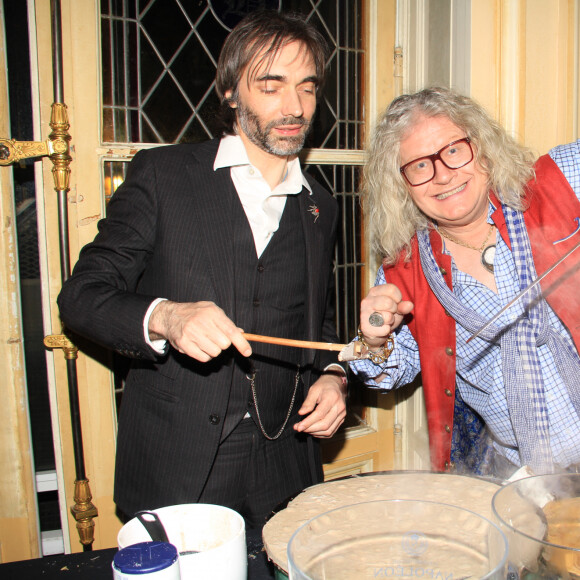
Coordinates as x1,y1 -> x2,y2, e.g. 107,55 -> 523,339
214,134 -> 312,195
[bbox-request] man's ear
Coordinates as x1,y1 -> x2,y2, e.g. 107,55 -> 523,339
224,90 -> 237,108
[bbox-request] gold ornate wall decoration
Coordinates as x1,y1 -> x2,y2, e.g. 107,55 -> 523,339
70,479 -> 99,547
2,93 -> 98,548
0,138 -> 49,164
44,333 -> 78,360
0,102 -> 71,169
48,102 -> 72,193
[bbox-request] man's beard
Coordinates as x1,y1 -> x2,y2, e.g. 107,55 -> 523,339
236,103 -> 312,156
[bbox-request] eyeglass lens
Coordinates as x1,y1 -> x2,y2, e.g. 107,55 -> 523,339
402,139 -> 473,186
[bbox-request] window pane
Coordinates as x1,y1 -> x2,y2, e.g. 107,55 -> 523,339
101,0 -> 364,148
305,163 -> 363,343
103,161 -> 128,203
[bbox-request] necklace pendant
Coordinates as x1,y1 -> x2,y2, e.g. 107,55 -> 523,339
481,244 -> 496,273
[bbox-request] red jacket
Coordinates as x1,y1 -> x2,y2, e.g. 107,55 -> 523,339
385,155 -> 580,471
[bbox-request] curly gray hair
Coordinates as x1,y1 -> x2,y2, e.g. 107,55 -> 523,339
363,87 -> 536,264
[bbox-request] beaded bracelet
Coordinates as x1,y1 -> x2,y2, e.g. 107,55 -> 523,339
357,328 -> 395,364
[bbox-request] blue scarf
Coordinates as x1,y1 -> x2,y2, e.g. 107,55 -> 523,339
417,205 -> 580,473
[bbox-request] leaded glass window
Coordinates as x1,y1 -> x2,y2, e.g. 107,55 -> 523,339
101,0 -> 364,149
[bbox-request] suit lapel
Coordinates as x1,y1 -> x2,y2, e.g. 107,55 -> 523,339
184,145 -> 236,316
298,186 -> 326,347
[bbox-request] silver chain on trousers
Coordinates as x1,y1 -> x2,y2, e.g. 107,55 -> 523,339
248,366 -> 301,441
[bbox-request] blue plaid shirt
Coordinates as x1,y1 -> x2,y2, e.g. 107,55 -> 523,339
350,140 -> 580,470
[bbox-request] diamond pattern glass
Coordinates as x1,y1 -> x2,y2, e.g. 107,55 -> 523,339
101,0 -> 363,149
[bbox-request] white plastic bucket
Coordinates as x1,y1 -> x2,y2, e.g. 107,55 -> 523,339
118,504 -> 246,580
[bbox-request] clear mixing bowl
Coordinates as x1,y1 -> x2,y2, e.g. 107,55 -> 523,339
492,472 -> 580,579
287,499 -> 508,579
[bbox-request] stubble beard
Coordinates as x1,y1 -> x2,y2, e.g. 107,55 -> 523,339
236,103 -> 312,157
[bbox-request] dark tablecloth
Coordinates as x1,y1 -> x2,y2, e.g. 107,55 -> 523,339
0,528 -> 276,579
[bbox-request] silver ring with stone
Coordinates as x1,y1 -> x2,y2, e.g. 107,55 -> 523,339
369,312 -> 384,327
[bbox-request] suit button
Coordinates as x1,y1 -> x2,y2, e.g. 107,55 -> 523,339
444,388 -> 453,397
445,424 -> 451,433
247,400 -> 253,408
257,265 -> 264,272
209,414 -> 220,425
444,460 -> 450,470
445,347 -> 454,356
253,300 -> 260,307
439,267 -> 447,276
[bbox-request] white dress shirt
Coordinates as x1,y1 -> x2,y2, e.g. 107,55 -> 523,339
214,134 -> 312,257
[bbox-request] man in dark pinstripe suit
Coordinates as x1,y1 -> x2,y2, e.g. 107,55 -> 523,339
58,10 -> 347,530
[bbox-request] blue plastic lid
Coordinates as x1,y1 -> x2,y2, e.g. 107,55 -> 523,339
113,541 -> 178,574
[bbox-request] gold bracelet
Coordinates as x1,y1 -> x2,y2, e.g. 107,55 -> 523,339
357,328 -> 395,364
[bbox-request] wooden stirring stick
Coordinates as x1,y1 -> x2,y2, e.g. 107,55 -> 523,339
242,333 -> 365,361
243,333 -> 347,352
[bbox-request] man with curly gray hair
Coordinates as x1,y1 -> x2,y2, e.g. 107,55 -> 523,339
351,87 -> 580,478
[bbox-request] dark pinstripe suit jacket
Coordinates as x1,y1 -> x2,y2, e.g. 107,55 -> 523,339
57,138 -> 341,515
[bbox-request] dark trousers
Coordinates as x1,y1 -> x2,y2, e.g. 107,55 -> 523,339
197,416 -> 314,529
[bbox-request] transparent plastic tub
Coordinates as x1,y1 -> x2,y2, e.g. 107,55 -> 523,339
492,473 -> 580,579
287,499 -> 508,579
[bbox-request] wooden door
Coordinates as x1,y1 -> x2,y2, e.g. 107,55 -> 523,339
0,2 -> 40,560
